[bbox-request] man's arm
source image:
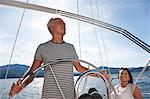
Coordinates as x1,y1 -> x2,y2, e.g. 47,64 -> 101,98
73,60 -> 88,73
73,60 -> 100,78
22,59 -> 43,86
73,60 -> 111,78
9,59 -> 42,96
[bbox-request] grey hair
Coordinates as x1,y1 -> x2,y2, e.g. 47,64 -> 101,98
47,17 -> 63,33
47,17 -> 63,27
47,18 -> 54,28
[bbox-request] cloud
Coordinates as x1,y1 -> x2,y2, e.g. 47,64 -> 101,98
0,0 -> 148,68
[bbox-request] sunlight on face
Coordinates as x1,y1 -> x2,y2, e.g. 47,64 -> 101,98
119,70 -> 130,83
48,18 -> 66,36
50,19 -> 66,36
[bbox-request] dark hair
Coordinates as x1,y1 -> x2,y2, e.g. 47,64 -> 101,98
118,67 -> 133,84
88,88 -> 98,94
88,88 -> 102,99
78,93 -> 93,99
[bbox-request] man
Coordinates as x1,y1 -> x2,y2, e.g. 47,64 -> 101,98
9,17 -> 89,99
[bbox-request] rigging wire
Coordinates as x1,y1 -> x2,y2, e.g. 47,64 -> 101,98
4,0 -> 28,79
135,60 -> 150,84
95,0 -> 109,66
89,0 -> 104,67
76,0 -> 88,93
0,0 -> 28,98
95,0 -> 111,74
76,0 -> 82,59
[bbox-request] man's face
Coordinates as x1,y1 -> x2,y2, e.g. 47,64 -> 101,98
50,19 -> 66,36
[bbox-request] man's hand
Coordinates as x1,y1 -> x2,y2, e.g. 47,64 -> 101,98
8,59 -> 42,97
9,79 -> 23,97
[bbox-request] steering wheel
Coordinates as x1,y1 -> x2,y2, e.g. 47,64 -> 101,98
74,59 -> 116,99
9,58 -> 117,99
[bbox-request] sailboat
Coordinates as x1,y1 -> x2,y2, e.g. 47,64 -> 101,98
0,0 -> 149,99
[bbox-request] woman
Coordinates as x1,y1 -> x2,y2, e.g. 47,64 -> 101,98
111,68 -> 143,99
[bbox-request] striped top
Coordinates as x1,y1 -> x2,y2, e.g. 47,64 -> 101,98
34,41 -> 78,99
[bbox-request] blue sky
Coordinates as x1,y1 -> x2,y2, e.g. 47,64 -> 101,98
0,0 -> 149,68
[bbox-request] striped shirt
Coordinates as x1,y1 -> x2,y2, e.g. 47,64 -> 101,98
34,41 -> 78,99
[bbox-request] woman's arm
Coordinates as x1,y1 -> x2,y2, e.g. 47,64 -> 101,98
133,86 -> 143,99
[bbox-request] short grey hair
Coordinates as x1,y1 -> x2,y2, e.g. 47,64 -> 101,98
47,18 -> 54,28
47,17 -> 63,33
47,17 -> 63,27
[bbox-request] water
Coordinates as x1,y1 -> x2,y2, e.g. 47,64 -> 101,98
0,73 -> 150,99
0,78 -> 43,99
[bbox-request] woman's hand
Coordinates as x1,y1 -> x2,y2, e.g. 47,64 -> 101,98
100,70 -> 111,79
8,79 -> 24,97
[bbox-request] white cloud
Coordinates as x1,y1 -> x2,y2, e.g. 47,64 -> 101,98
0,0 -> 148,68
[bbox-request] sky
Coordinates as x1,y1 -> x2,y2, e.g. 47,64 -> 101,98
0,0 -> 149,68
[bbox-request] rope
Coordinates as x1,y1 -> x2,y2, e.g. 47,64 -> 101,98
1,0 -> 28,98
48,65 -> 66,99
76,0 -> 82,58
89,0 -> 104,67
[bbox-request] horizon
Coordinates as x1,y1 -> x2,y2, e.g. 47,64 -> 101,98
0,0 -> 149,68
1,63 -> 149,68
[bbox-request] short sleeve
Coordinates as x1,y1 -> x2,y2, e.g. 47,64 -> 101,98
72,45 -> 78,60
34,44 -> 43,61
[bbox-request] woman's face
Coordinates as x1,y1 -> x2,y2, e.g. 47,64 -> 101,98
119,70 -> 130,83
